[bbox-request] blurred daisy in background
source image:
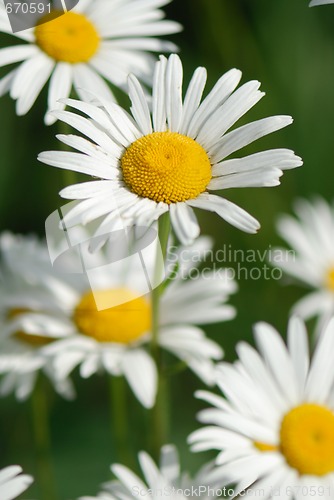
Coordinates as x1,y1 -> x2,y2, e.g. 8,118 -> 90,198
0,0 -> 181,124
79,444 -> 219,500
32,235 -> 237,408
38,53 -> 302,245
0,466 -> 33,500
0,232 -> 75,400
271,198 -> 334,333
189,317 -> 334,499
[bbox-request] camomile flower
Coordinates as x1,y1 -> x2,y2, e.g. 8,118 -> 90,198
271,198 -> 334,333
19,235 -> 236,408
189,317 -> 334,499
38,53 -> 302,245
0,232 -> 75,400
310,0 -> 334,6
0,0 -> 181,124
0,466 -> 33,500
80,444 -> 219,500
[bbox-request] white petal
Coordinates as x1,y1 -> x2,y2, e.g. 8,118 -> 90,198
11,54 -> 54,115
211,116 -> 293,163
128,74 -> 152,135
45,63 -> 72,125
305,317 -> 334,402
310,0 -> 334,5
0,45 -> 38,67
165,54 -> 183,132
254,322 -> 299,404
179,67 -> 207,134
152,55 -> 167,131
287,316 -> 309,396
169,203 -> 200,245
73,63 -> 114,101
187,68 -> 242,139
159,445 -> 180,483
187,194 -> 260,234
121,349 -> 157,408
38,151 -> 118,179
212,149 -> 303,176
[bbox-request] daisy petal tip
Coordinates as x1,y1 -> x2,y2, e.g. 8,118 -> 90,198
44,112 -> 57,126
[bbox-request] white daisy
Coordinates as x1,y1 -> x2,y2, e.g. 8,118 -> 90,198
0,0 -> 181,124
19,235 -> 236,408
38,53 -> 302,245
310,0 -> 334,6
79,444 -> 219,500
0,231 -> 75,400
0,466 -> 33,500
271,197 -> 334,333
189,317 -> 334,499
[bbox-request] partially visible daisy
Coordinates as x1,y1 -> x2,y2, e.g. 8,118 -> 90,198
310,0 -> 334,6
19,235 -> 236,408
189,317 -> 334,499
38,54 -> 302,245
271,198 -> 334,332
0,231 -> 75,400
0,0 -> 181,124
80,444 -> 219,500
0,466 -> 33,500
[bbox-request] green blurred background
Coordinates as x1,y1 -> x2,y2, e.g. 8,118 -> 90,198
1,0 -> 334,498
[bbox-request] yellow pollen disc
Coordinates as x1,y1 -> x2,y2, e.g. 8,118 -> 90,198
73,288 -> 151,343
121,132 -> 212,204
8,308 -> 54,347
254,441 -> 278,452
326,267 -> 334,291
280,403 -> 334,476
35,11 -> 100,63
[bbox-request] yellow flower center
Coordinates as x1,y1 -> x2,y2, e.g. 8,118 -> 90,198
326,267 -> 334,291
73,288 -> 151,343
280,404 -> 334,476
254,441 -> 278,452
121,132 -> 212,204
8,308 -> 55,347
35,11 -> 100,63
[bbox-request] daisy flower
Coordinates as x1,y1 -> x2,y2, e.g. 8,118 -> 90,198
0,231 -> 75,400
0,0 -> 181,124
38,53 -> 302,245
22,235 -> 236,408
271,198 -> 334,333
80,444 -> 219,500
0,466 -> 33,500
189,317 -> 334,499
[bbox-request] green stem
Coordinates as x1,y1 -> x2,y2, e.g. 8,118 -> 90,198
31,377 -> 57,500
109,376 -> 133,466
150,212 -> 171,459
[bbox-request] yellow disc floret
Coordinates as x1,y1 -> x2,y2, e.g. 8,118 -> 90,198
326,267 -> 334,291
280,403 -> 334,476
73,288 -> 151,343
35,11 -> 100,63
254,441 -> 278,452
121,132 -> 212,204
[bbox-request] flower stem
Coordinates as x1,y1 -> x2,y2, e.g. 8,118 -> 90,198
109,376 -> 134,466
31,377 -> 58,500
150,212 -> 171,459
